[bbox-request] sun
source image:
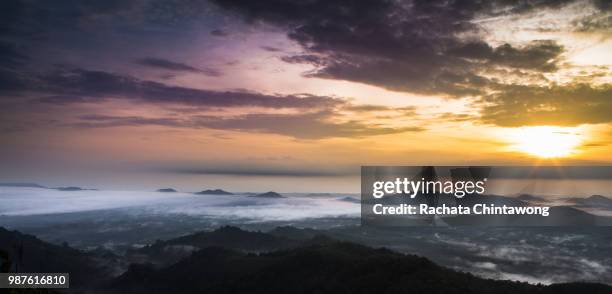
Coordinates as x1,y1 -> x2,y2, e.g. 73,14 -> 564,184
507,126 -> 583,158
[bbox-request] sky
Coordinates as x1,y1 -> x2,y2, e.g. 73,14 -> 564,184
0,0 -> 610,191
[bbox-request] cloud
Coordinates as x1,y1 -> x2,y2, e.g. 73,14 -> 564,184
260,46 -> 282,52
212,0 -> 580,97
449,40 -> 564,72
74,111 -> 423,139
167,166 -> 352,177
74,114 -> 184,128
193,111 -> 423,139
480,83 -> 612,127
3,66 -> 423,139
33,68 -> 344,110
343,105 -> 417,116
343,104 -> 397,112
134,57 -> 222,76
2,0 -> 608,133
210,29 -> 229,37
213,0 -> 610,127
572,0 -> 612,32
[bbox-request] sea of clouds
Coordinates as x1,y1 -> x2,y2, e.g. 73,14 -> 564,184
0,187 -> 360,221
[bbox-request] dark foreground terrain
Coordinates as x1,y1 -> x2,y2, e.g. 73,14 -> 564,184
1,226 -> 611,294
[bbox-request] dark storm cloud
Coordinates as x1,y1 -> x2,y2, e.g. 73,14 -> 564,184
448,40 -> 564,72
32,68 -> 343,109
73,111 -> 423,139
134,57 -> 222,76
1,0 -> 609,130
280,54 -> 326,67
213,0 -> 610,127
480,83 -> 612,127
212,0 -> 576,97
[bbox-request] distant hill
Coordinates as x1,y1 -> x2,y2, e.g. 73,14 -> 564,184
0,183 -> 100,191
0,182 -> 46,188
569,195 -> 612,209
250,191 -> 285,198
56,186 -> 83,191
54,186 -> 97,191
516,194 -> 545,202
127,226 -> 300,266
194,189 -> 233,195
111,238 -> 612,294
268,226 -> 321,240
337,196 -> 360,203
0,227 -> 114,289
157,188 -> 177,193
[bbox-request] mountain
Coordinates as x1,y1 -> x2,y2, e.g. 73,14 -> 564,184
55,186 -> 89,191
127,226 -> 300,266
516,194 -> 545,202
268,226 -> 321,240
156,188 -> 177,193
250,191 -> 285,198
111,240 -> 612,294
569,195 -> 612,209
337,196 -> 360,203
0,227 -> 114,289
0,182 -> 46,188
194,189 -> 233,195
3,226 -> 611,294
